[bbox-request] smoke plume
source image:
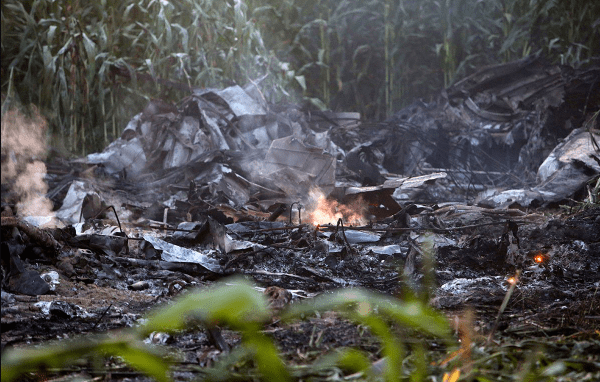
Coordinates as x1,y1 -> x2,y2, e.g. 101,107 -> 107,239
1,107 -> 54,219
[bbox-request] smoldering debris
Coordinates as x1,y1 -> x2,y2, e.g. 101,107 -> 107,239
57,57 -> 599,214
1,57 -> 599,367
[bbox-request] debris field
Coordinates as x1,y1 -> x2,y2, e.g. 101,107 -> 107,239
2,56 -> 599,379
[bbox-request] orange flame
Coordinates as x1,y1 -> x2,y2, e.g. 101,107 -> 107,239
534,253 -> 545,263
306,188 -> 366,226
507,276 -> 517,285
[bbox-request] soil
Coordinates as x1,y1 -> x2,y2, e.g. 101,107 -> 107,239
2,202 -> 599,381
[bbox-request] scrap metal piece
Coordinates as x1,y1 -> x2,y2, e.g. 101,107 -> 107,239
7,269 -> 51,296
267,203 -> 288,222
264,136 -> 336,196
369,245 -> 403,257
203,85 -> 266,116
465,97 -> 513,122
479,128 -> 600,207
344,172 -> 448,195
200,109 -> 230,151
56,181 -> 92,225
142,234 -> 222,273
322,229 -> 381,244
537,128 -> 600,183
164,116 -> 200,169
84,137 -> 147,178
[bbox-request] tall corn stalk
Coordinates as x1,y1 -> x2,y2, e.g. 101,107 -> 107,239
384,0 -> 393,118
319,1 -> 331,108
2,0 -> 597,151
1,0 -> 300,155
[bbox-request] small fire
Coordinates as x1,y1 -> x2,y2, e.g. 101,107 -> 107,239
533,253 -> 545,263
306,188 -> 366,226
506,276 -> 518,285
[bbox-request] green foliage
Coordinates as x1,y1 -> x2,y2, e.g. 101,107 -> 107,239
282,287 -> 452,380
250,0 -> 600,119
0,333 -> 171,382
2,0 -> 598,153
1,276 -> 452,381
1,0 -> 301,155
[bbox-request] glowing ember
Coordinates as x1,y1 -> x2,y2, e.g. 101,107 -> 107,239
534,254 -> 545,263
507,276 -> 518,285
306,188 -> 366,226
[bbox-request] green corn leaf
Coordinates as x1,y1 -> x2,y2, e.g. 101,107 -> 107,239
359,314 -> 404,381
1,339 -> 100,382
81,32 -> 97,61
47,24 -> 57,45
336,348 -> 372,374
245,332 -> 291,381
281,288 -> 451,339
100,340 -> 171,382
56,36 -> 73,56
1,334 -> 171,382
139,276 -> 269,336
381,299 -> 451,338
81,32 -> 97,77
295,75 -> 306,90
42,45 -> 54,74
172,23 -> 189,51
306,97 -> 328,110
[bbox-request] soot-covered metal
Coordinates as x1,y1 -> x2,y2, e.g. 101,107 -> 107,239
1,57 -> 599,378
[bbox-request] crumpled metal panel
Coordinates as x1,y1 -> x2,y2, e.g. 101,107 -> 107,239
143,234 -> 222,273
121,113 -> 142,140
163,117 -> 199,169
537,128 -> 600,182
200,109 -> 230,151
211,85 -> 266,116
86,137 -> 146,178
55,181 -> 97,225
264,136 -> 336,196
478,128 -> 599,207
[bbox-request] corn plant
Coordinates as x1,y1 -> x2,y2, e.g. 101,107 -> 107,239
1,0 -> 301,155
2,0 -> 598,153
254,0 -> 599,120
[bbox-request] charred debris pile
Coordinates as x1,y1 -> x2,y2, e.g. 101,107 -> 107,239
2,56 -> 599,354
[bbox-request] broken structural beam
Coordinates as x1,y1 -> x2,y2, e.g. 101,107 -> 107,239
317,220 -> 528,233
1,216 -> 59,250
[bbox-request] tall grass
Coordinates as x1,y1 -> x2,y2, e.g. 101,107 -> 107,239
2,0 -> 598,154
1,0 -> 300,155
279,0 -> 599,119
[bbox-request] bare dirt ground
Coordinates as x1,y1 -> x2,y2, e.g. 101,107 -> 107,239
2,200 -> 599,381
